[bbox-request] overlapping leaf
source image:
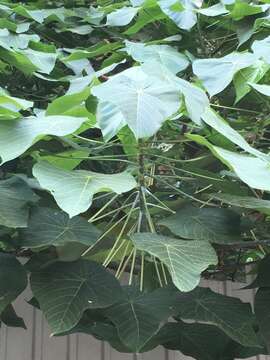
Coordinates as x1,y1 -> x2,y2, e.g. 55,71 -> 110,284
33,161 -> 136,217
174,287 -> 259,347
131,233 -> 218,291
158,203 -> 241,243
0,115 -> 86,164
0,253 -> 27,314
20,207 -> 101,249
31,259 -> 123,335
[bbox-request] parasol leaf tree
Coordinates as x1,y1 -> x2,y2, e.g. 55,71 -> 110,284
0,0 -> 270,358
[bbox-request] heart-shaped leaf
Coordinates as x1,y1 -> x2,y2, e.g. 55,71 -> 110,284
30,259 -> 123,335
131,233 -> 218,291
0,115 -> 86,164
159,204 -> 241,244
20,207 -> 101,248
33,161 -> 136,217
175,287 -> 259,347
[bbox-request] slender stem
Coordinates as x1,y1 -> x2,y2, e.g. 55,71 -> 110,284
129,248 -> 137,285
88,194 -> 119,222
140,252 -> 145,291
210,103 -> 261,114
116,249 -> 134,279
115,241 -> 130,277
103,194 -> 139,266
90,202 -> 135,223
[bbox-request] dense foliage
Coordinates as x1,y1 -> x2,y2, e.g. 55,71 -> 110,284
1,0 -> 270,358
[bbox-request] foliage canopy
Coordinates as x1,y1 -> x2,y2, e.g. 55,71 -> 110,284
1,0 -> 270,358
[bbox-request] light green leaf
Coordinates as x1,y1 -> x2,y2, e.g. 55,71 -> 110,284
124,41 -> 189,74
21,46 -> 57,74
20,207 -> 101,248
0,115 -> 86,164
33,161 -> 137,217
31,259 -> 123,335
158,0 -> 199,30
213,147 -> 270,191
175,287 -> 259,347
198,3 -> 228,16
0,253 -> 27,314
46,87 -> 91,116
131,233 -> 218,291
252,35 -> 270,64
92,66 -> 180,138
201,107 -> 265,159
97,101 -> 126,141
0,177 -> 39,228
229,2 -> 268,21
158,203 -> 241,244
106,7 -> 139,26
0,88 -> 33,119
0,29 -> 39,50
35,149 -> 90,170
188,134 -> 270,191
193,52 -> 256,96
249,82 -> 270,97
233,61 -> 269,103
141,61 -> 209,125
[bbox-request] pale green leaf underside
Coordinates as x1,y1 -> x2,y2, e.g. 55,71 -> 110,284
131,233 -> 218,292
0,115 -> 86,164
33,161 -> 137,217
92,66 -> 180,138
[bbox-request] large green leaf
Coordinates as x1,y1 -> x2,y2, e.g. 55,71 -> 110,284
0,176 -> 38,228
159,321 -> 264,360
233,61 -> 269,103
0,115 -> 86,164
158,203 -> 241,244
249,82 -> 270,96
212,147 -> 270,191
141,61 -> 209,125
210,193 -> 270,215
106,7 -> 139,26
124,41 -> 189,74
33,161 -> 136,217
131,233 -> 218,291
158,0 -> 199,30
252,36 -> 270,64
188,134 -> 270,191
97,101 -> 126,141
193,52 -> 256,96
255,288 -> 270,352
105,286 -> 178,352
92,66 -> 180,138
201,107 -> 265,159
0,87 -> 33,119
20,207 -> 101,249
0,253 -> 27,314
174,287 -> 259,347
30,259 -> 123,335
